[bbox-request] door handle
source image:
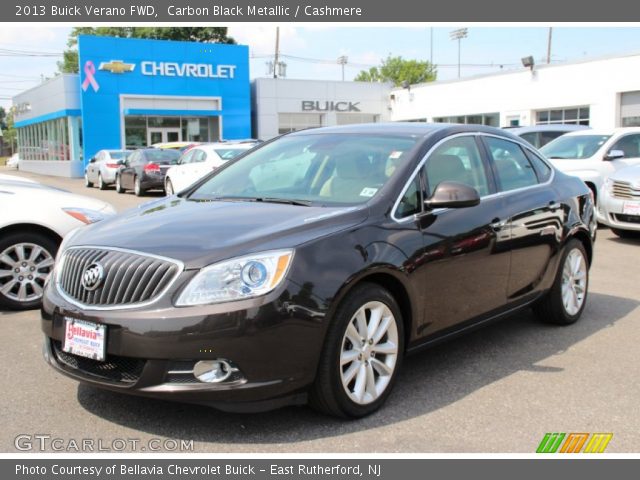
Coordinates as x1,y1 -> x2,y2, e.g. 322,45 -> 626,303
490,218 -> 507,231
549,201 -> 561,211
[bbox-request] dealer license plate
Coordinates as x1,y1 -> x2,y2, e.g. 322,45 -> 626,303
62,317 -> 106,361
622,201 -> 640,216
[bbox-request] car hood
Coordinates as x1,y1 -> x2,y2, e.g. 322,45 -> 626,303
69,197 -> 369,268
609,164 -> 640,184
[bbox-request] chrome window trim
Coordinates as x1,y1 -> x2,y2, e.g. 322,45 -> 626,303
391,132 -> 556,224
54,245 -> 185,311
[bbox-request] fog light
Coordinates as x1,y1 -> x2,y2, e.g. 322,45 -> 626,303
194,360 -> 235,383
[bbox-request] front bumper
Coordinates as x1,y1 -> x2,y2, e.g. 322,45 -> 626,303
599,193 -> 640,232
41,277 -> 327,411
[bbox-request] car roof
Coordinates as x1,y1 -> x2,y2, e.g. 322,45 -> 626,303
507,125 -> 589,135
561,127 -> 640,137
287,122 -> 523,141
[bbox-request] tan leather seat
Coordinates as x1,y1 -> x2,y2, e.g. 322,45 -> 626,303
320,153 -> 375,202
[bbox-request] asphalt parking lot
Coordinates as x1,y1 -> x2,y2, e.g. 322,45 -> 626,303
1,166 -> 639,453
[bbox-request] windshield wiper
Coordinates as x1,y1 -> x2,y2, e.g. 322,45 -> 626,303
547,156 -> 570,159
255,197 -> 312,207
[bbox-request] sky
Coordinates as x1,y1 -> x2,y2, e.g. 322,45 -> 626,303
2,26 -> 640,111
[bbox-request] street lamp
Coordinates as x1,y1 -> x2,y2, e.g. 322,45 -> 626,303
337,55 -> 348,81
450,28 -> 468,79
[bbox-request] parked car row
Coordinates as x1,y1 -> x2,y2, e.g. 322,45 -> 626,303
84,140 -> 260,197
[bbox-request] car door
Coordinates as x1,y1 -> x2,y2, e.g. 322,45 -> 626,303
190,149 -> 212,184
406,134 -> 511,336
87,151 -> 101,181
120,152 -> 138,189
172,149 -> 196,191
481,135 -> 562,302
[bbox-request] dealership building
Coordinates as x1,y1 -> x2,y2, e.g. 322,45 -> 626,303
390,51 -> 640,129
11,40 -> 640,177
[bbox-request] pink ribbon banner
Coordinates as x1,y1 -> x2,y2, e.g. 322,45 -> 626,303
81,60 -> 99,92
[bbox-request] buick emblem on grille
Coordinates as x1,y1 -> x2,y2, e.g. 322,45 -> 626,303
81,263 -> 105,291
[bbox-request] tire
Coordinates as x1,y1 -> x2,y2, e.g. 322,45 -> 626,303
533,239 -> 589,325
115,175 -> 125,194
84,172 -> 93,188
310,283 -> 404,418
134,176 -> 144,197
0,231 -> 59,310
165,178 -> 174,196
611,228 -> 640,239
97,173 -> 107,190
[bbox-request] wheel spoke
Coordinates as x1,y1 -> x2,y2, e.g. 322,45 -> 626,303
340,349 -> 360,366
371,358 -> 393,376
0,254 -> 16,267
30,281 -> 43,296
355,308 -> 367,338
345,323 -> 361,346
342,361 -> 360,387
14,245 -> 26,261
29,246 -> 43,262
36,257 -> 54,269
365,362 -> 377,398
372,316 -> 391,344
367,306 -> 382,340
16,282 -> 27,301
0,269 -> 13,278
372,341 -> 396,355
0,279 -> 17,294
353,363 -> 367,402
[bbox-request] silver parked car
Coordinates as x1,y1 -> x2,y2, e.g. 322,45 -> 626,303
84,150 -> 131,190
506,125 -> 589,149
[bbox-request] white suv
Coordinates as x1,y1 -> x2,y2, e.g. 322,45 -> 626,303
540,128 -> 640,221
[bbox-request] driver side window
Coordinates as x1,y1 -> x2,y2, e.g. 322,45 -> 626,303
611,134 -> 640,158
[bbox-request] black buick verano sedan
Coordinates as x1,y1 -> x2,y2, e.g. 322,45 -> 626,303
42,124 -> 596,418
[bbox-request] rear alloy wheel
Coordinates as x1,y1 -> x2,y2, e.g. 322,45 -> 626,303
98,173 -> 107,190
534,239 -> 589,325
311,283 -> 404,418
0,232 -> 58,310
165,178 -> 174,196
115,175 -> 125,194
134,176 -> 144,197
611,228 -> 640,239
84,172 -> 93,188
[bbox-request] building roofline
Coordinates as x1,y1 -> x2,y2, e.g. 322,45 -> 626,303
392,49 -> 640,92
11,73 -> 78,102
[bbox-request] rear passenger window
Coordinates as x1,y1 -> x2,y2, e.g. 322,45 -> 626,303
485,137 -> 539,192
525,150 -> 553,182
424,136 -> 491,197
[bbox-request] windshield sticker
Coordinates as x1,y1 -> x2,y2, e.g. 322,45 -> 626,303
360,187 -> 378,197
389,151 -> 403,159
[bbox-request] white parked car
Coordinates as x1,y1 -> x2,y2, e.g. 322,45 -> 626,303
0,178 -> 116,310
164,142 -> 258,194
6,153 -> 20,169
600,164 -> 640,238
84,149 -> 131,190
540,128 -> 640,221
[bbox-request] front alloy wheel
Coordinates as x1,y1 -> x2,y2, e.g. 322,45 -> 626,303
84,172 -> 93,188
311,283 -> 404,418
0,233 -> 57,310
165,178 -> 174,196
340,301 -> 399,405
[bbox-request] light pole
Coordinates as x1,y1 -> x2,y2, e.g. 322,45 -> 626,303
337,55 -> 348,81
546,27 -> 553,64
450,28 -> 468,79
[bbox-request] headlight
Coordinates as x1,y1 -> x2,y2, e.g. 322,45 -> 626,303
176,249 -> 294,306
62,207 -> 109,224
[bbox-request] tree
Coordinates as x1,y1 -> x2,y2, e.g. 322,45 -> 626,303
0,107 -> 17,154
355,55 -> 437,86
58,27 -> 236,73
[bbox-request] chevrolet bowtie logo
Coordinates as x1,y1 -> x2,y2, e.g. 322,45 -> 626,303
98,60 -> 136,74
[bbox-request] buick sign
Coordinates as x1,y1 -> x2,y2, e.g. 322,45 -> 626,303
81,263 -> 105,291
301,101 -> 361,112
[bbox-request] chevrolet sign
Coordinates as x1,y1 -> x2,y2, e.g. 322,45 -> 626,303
141,62 -> 237,79
99,60 -> 136,74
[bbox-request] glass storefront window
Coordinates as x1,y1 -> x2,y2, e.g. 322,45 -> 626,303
125,116 -> 217,148
433,112 -> 499,126
536,106 -> 590,126
17,116 -> 73,161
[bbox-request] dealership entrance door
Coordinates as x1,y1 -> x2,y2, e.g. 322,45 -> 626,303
148,128 -> 181,145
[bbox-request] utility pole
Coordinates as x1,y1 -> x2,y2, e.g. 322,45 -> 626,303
273,27 -> 280,78
337,55 -> 348,81
546,27 -> 553,64
430,27 -> 433,66
450,28 -> 468,79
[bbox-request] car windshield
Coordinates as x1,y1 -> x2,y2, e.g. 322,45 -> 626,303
108,151 -> 128,159
146,150 -> 181,164
213,148 -> 251,160
188,133 -> 419,206
540,135 -> 611,159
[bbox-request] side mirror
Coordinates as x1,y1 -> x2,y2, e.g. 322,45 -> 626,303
425,181 -> 480,209
604,149 -> 625,161
89,157 -> 96,163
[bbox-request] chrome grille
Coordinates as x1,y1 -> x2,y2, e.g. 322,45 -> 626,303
611,180 -> 640,200
57,247 -> 181,308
